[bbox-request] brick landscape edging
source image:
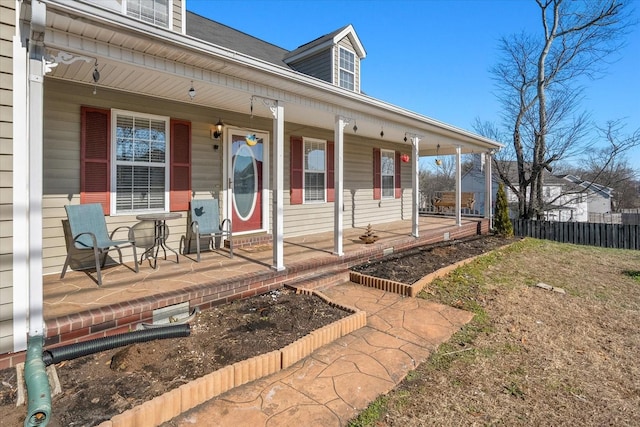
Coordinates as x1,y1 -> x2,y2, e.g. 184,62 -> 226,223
96,289 -> 366,427
350,240 -> 518,298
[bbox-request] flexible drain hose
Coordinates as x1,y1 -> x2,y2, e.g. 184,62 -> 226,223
24,335 -> 51,427
42,324 -> 191,366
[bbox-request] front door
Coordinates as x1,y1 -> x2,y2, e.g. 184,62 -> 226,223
227,129 -> 268,233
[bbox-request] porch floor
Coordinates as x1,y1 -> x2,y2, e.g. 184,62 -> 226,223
41,215 -> 485,348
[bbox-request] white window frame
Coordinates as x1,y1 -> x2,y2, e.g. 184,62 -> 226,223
381,149 -> 395,199
303,137 -> 327,204
83,0 -> 171,28
110,109 -> 171,215
338,46 -> 356,91
125,0 -> 171,27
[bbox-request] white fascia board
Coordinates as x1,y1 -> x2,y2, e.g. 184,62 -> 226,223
44,0 -> 500,150
334,24 -> 366,58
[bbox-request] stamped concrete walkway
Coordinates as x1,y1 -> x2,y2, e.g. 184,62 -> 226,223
166,283 -> 474,426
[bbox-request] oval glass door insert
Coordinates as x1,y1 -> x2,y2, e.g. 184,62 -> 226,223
232,145 -> 258,220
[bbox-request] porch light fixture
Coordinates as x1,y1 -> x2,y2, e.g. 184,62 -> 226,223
380,126 -> 384,138
213,119 -> 224,139
188,81 -> 196,100
435,144 -> 442,166
353,121 -> 358,133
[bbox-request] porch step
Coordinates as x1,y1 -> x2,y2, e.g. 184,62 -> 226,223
228,233 -> 272,249
285,268 -> 351,291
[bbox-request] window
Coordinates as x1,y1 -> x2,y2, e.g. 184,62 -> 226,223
381,149 -> 395,198
373,148 -> 401,200
290,136 -> 334,205
83,0 -> 170,28
80,107 -> 190,215
112,110 -> 170,214
338,47 -> 355,91
126,0 -> 169,27
304,138 -> 326,203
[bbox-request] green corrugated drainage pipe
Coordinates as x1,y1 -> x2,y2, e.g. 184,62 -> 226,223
23,335 -> 51,427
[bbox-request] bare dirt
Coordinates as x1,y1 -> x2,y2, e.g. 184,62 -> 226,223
351,234 -> 518,284
0,234 -> 514,427
0,288 -> 349,427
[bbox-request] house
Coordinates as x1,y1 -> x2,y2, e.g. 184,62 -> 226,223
462,156 -> 613,221
1,0 -> 501,359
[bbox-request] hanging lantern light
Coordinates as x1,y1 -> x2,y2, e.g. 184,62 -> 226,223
435,144 -> 442,166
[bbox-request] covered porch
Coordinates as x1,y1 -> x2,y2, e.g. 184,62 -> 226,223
32,216 -> 488,360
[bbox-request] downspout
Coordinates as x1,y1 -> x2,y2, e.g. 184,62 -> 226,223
24,1 -> 50,426
23,336 -> 50,426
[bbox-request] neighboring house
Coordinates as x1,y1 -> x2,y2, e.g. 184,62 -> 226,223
1,0 -> 501,356
462,156 -> 613,221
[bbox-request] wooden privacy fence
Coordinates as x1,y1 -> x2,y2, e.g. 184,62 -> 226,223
512,219 -> 640,250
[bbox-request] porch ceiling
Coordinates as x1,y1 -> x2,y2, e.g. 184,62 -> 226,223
42,0 -> 501,157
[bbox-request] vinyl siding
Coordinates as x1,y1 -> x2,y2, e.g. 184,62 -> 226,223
42,79 -> 260,275
289,49 -> 332,84
0,0 -> 14,355
43,79 -> 413,273
172,0 -> 183,32
283,130 -> 412,237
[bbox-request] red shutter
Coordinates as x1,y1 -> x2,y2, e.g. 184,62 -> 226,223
327,141 -> 335,202
290,136 -> 303,205
80,106 -> 111,214
373,147 -> 381,200
170,119 -> 191,212
395,151 -> 402,199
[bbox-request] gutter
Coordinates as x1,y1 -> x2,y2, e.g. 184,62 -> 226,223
43,0 -> 502,149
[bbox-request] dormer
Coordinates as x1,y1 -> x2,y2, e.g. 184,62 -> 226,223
284,25 -> 366,93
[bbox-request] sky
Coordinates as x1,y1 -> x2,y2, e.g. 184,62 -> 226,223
187,0 -> 640,172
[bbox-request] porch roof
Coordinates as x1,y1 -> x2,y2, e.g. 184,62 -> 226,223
41,0 -> 502,156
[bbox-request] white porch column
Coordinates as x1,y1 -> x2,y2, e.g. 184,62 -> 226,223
271,102 -> 285,271
455,145 -> 462,226
411,136 -> 420,237
13,3 -> 29,352
484,151 -> 493,228
333,116 -> 347,256
27,0 -> 46,337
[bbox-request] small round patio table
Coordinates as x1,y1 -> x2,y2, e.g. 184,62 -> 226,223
136,212 -> 182,269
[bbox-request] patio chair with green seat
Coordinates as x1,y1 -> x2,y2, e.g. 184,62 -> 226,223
60,203 -> 139,286
180,199 -> 233,262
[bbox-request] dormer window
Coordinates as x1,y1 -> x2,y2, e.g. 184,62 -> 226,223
283,24 -> 365,93
339,47 -> 356,91
127,0 -> 169,27
82,0 -> 170,28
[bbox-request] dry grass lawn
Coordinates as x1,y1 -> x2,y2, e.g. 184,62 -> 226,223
351,238 -> 640,426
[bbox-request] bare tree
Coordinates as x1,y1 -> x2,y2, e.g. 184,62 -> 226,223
480,0 -> 636,219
